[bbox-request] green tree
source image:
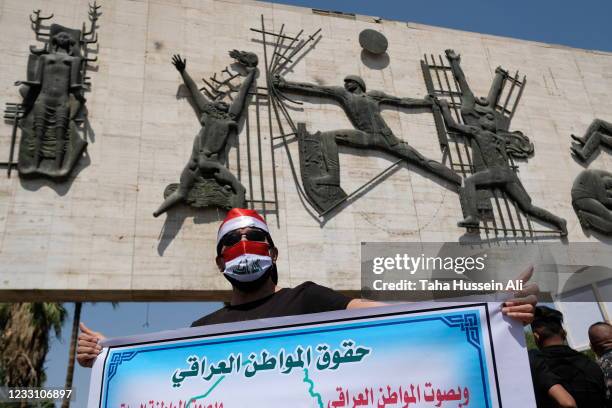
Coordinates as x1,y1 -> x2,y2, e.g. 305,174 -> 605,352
61,302 -> 81,408
0,303 -> 66,389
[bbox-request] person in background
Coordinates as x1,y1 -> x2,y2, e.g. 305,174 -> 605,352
530,306 -> 606,407
589,321 -> 612,407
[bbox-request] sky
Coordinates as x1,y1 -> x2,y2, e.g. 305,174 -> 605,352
40,1 -> 612,407
45,302 -> 223,407
268,0 -> 612,53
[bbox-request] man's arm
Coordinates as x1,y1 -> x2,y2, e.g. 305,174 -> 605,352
445,49 -> 475,103
548,384 -> 577,408
436,98 -> 474,135
69,57 -> 86,109
486,67 -> 508,107
172,54 -> 211,113
369,91 -> 433,109
273,75 -> 345,101
346,299 -> 388,309
228,67 -> 257,118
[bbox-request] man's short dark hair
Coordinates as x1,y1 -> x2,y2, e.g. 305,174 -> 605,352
589,321 -> 611,330
531,306 -> 565,341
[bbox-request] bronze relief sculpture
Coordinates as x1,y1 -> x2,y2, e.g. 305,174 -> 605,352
272,74 -> 461,214
571,119 -> 612,162
6,5 -> 100,180
572,169 -> 612,235
153,51 -> 258,217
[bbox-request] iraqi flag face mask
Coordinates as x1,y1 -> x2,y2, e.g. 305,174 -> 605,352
221,240 -> 273,282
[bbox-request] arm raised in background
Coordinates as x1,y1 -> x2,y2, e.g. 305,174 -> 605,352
228,67 -> 258,119
487,66 -> 509,107
172,54 -> 211,114
445,49 -> 476,105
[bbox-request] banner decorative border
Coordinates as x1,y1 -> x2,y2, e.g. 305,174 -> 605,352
99,304 -> 499,408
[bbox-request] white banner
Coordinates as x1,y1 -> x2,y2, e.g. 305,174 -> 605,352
87,302 -> 536,408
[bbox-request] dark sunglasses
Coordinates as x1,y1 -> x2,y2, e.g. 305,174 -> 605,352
220,228 -> 268,248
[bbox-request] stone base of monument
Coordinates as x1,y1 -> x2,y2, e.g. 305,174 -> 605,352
164,177 -> 244,210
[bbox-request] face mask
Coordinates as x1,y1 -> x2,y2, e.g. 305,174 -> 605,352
222,241 -> 273,282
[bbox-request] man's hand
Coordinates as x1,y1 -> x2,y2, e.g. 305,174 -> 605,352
423,94 -> 435,106
445,49 -> 460,61
77,322 -> 105,368
495,66 -> 509,76
502,265 -> 538,324
172,54 -> 186,73
271,74 -> 285,89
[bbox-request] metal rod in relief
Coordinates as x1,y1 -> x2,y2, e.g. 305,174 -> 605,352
501,70 -> 519,115
420,59 -> 448,148
272,88 -> 298,133
492,190 -> 508,236
271,28 -> 302,73
438,55 -> 468,178
245,100 -> 254,209
250,27 -> 299,41
6,109 -> 23,177
246,199 -> 276,204
509,75 -> 526,122
275,28 -> 321,74
501,192 -> 518,236
236,122 -> 241,181
486,197 -> 500,237
511,199 -> 527,238
268,23 -> 286,74
427,55 -> 456,168
319,159 -> 403,217
448,64 -> 474,173
261,14 -> 280,225
8,117 -> 18,177
477,227 -> 560,234
255,88 -> 266,220
272,132 -> 296,140
525,212 -> 535,237
481,218 -> 490,236
255,14 -> 270,221
269,93 -> 312,207
438,56 -> 460,122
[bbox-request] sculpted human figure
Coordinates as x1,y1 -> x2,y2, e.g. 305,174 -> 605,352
273,74 -> 462,187
445,49 -> 507,128
16,29 -> 87,178
436,98 -> 567,235
571,119 -> 612,162
444,49 -> 533,157
153,52 -> 257,217
572,169 -> 612,234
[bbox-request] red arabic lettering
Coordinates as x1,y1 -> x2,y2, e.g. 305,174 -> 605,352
327,382 -> 470,408
119,400 -> 223,408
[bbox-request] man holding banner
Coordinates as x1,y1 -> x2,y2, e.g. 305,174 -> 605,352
77,208 -> 537,368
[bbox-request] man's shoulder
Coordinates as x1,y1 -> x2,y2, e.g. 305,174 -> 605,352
190,306 -> 228,327
366,90 -> 386,98
286,281 -> 329,294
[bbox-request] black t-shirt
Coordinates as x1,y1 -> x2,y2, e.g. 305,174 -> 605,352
530,345 -> 606,408
529,349 -> 563,407
191,281 -> 352,327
